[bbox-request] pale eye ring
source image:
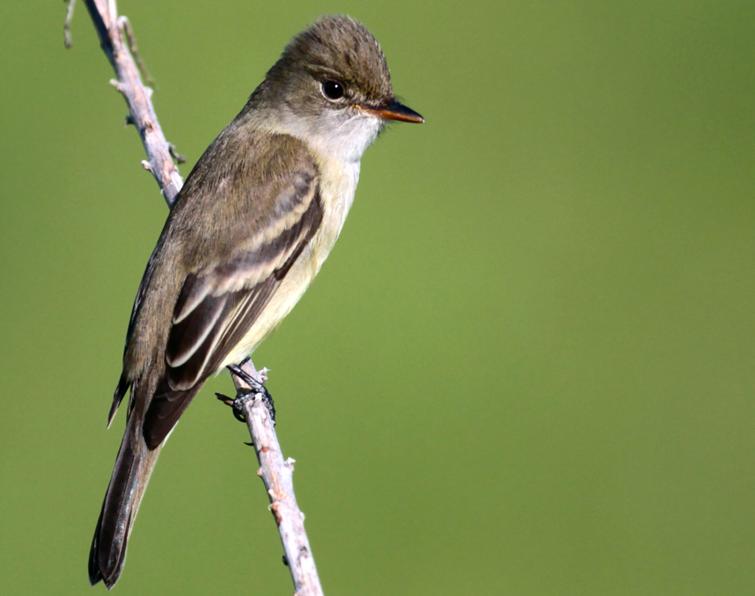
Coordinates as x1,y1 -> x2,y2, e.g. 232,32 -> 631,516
321,80 -> 345,101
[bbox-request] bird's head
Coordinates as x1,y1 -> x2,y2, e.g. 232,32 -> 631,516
254,15 -> 423,161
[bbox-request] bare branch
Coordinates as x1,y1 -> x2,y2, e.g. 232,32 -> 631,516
64,0 -> 76,49
81,0 -> 183,205
231,363 -> 324,596
69,2 -> 323,593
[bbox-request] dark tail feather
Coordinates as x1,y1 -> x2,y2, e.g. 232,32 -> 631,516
89,411 -> 162,589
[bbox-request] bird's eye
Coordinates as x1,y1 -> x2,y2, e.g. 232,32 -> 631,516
321,80 -> 345,101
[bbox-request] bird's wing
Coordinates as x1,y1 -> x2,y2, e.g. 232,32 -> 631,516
131,133 -> 323,448
163,184 -> 322,391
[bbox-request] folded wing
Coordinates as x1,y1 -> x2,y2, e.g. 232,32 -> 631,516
142,162 -> 323,448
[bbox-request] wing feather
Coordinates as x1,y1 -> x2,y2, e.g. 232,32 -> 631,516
165,290 -> 227,368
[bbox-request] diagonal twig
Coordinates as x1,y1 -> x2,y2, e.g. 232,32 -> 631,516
67,2 -> 323,594
231,362 -> 324,596
119,15 -> 155,86
63,0 -> 76,48
78,0 -> 183,204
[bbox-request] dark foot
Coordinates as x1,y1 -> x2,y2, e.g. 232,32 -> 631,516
224,364 -> 277,425
215,392 -> 248,423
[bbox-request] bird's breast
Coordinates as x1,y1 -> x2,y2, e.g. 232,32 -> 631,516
310,157 -> 361,270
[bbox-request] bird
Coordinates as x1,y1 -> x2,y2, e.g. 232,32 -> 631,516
88,15 -> 423,588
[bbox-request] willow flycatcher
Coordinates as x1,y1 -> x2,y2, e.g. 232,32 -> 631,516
88,15 -> 423,588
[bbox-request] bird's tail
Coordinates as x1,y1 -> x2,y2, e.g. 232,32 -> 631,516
88,404 -> 163,589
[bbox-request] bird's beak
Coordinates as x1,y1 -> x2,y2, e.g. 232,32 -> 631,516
357,99 -> 425,124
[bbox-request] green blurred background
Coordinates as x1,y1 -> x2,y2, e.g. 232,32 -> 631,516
1,1 -> 753,594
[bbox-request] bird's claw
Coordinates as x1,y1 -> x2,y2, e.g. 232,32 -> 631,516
221,364 -> 277,425
215,392 -> 248,423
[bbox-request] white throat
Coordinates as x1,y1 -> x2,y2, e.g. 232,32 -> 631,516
275,107 -> 383,164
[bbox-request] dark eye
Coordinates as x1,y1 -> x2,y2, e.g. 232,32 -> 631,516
321,80 -> 345,100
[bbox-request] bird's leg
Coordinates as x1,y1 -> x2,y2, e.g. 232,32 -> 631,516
228,362 -> 264,390
222,363 -> 277,425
